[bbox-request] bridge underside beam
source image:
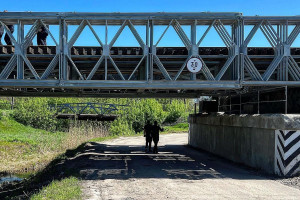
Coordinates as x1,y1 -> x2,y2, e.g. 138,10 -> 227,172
56,114 -> 117,121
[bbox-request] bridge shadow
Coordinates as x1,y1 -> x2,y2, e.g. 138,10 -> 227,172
0,138 -> 268,199
55,140 -> 264,181
64,142 -> 223,180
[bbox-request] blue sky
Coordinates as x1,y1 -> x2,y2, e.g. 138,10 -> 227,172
1,0 -> 300,47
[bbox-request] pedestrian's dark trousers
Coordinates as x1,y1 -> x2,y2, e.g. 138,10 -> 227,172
0,26 -> 3,45
4,25 -> 14,45
153,140 -> 158,153
146,137 -> 152,151
4,34 -> 11,45
37,39 -> 47,46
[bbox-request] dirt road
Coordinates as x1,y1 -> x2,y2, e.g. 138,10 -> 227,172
80,133 -> 300,200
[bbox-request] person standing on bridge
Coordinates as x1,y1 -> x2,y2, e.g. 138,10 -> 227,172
0,24 -> 3,45
144,120 -> 153,152
3,10 -> 14,45
37,25 -> 48,46
4,24 -> 14,45
152,121 -> 164,154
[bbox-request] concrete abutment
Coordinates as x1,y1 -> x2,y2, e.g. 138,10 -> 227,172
188,113 -> 300,177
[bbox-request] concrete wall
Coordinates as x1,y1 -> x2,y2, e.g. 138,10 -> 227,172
188,114 -> 300,175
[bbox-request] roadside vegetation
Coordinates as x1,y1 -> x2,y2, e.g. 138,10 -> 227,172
30,177 -> 81,200
164,123 -> 189,133
0,97 -> 192,199
0,113 -> 109,173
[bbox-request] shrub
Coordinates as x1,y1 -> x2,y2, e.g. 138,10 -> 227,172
10,97 -> 193,135
109,118 -> 133,135
164,100 -> 187,124
13,98 -> 58,131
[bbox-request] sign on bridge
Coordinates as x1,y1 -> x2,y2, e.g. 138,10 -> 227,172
187,57 -> 202,73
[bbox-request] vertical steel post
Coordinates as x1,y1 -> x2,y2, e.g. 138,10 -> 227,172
149,20 -> 154,81
11,97 -> 14,110
218,96 -> 220,112
145,20 -> 149,81
105,57 -> 108,80
231,23 -> 236,80
240,94 -> 242,114
105,20 -> 108,80
229,95 -> 232,114
258,90 -> 260,114
190,20 -> 197,80
285,86 -> 288,114
238,19 -> 243,81
17,20 -> 24,79
59,19 -> 68,80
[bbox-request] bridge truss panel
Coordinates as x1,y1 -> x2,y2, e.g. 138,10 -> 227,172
0,12 -> 300,97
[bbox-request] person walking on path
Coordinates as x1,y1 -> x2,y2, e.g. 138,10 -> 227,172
152,121 -> 163,154
144,120 -> 152,152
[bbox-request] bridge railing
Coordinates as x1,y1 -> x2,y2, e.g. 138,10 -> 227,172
49,103 -> 128,115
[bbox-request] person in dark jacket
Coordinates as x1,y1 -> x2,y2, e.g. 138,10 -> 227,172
4,25 -> 14,45
152,121 -> 163,154
0,25 -> 3,45
37,26 -> 48,46
2,11 -> 13,45
144,120 -> 152,152
0,10 -> 7,45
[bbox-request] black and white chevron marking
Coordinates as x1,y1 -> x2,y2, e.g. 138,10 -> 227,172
275,130 -> 300,176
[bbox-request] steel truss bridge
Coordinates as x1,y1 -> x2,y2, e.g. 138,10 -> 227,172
1,12 -> 300,98
49,103 -> 127,120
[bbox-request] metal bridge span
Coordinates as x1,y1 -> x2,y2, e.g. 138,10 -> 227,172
1,12 -> 300,98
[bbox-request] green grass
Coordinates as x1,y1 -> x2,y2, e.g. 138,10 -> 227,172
164,123 -> 189,133
30,177 -> 81,200
0,116 -> 65,146
0,115 -> 67,173
0,111 -> 109,174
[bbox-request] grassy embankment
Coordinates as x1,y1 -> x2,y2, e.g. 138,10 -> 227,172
164,123 -> 189,133
0,109 -> 188,199
0,111 -> 110,174
30,177 -> 81,200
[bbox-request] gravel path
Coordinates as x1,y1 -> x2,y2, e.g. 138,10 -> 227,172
80,133 -> 300,200
277,176 -> 300,190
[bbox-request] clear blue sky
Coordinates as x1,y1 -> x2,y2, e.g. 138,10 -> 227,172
1,0 -> 300,47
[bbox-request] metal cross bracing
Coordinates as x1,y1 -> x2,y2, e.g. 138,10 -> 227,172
1,12 -> 300,98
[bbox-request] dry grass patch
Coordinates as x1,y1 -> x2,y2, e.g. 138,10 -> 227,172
0,117 -> 109,174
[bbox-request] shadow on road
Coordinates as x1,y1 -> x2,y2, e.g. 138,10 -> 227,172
0,139 -> 267,199
67,142 -> 224,180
